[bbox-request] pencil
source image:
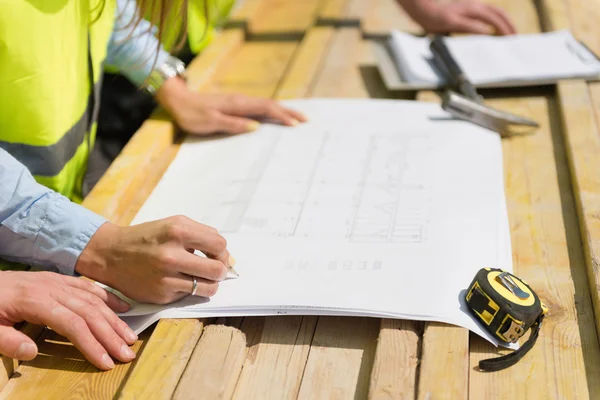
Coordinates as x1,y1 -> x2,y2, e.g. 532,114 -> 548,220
229,255 -> 239,277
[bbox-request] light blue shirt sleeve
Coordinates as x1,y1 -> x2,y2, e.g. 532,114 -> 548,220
106,0 -> 171,87
0,149 -> 107,275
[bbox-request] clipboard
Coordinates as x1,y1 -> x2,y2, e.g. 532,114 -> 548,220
373,34 -> 600,93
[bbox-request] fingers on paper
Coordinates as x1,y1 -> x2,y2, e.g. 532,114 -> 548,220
169,252 -> 229,283
260,100 -> 305,126
162,216 -> 232,274
224,96 -> 308,126
212,113 -> 261,135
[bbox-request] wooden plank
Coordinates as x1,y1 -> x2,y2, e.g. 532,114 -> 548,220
275,27 -> 336,100
311,28 -> 395,99
540,0 -> 600,370
0,325 -> 46,391
185,30 -> 246,92
361,0 -> 422,37
0,329 -> 149,400
557,79 -> 600,388
297,317 -> 380,399
227,0 -> 267,28
581,80 -> 600,324
540,0 -> 600,355
418,323 -> 468,400
537,0 -> 570,32
83,29 -> 244,223
466,0 -> 600,397
0,359 -> 14,395
215,317 -> 245,329
116,319 -> 205,400
540,0 -> 600,54
247,0 -> 322,36
227,26 -> 417,400
231,317 -> 318,399
219,29 -> 337,400
368,320 -> 421,400
481,0 -> 540,34
408,91 -> 469,400
295,26 -> 419,399
318,0 -> 354,22
205,41 -> 298,91
317,0 -> 366,25
467,93 -> 600,398
312,27 -> 417,399
460,1 -> 599,398
415,4 -> 561,399
110,116 -> 183,227
173,325 -> 246,400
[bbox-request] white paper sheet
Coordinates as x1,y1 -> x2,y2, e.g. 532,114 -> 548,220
115,99 -> 513,347
389,29 -> 600,85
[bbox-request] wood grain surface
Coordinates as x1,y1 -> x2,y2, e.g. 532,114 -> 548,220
3,0 -> 600,399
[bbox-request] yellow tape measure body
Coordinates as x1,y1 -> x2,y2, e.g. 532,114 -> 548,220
465,268 -> 547,345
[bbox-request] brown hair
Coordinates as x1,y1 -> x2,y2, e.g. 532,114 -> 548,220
134,0 -> 189,53
114,0 -> 211,76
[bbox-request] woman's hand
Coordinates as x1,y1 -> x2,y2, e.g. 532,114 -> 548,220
155,77 -> 308,135
75,216 -> 233,305
0,271 -> 137,370
399,0 -> 516,36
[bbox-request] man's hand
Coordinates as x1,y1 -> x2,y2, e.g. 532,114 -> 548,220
0,271 -> 137,370
399,0 -> 516,36
75,216 -> 233,305
155,77 -> 308,135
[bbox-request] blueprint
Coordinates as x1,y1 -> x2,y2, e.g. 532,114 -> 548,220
120,99 -> 512,346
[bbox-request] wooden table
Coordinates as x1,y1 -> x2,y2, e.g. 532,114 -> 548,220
3,0 -> 600,398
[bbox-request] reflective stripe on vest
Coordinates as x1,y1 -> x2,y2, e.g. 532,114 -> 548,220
0,0 -> 116,203
0,78 -> 102,177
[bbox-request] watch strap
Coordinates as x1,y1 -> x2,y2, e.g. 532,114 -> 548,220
145,55 -> 186,95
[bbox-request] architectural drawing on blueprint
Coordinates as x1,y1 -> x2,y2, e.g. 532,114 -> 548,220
125,99 -> 511,347
167,126 -> 432,245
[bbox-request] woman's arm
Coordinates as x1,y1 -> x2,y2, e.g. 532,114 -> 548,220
0,149 -> 107,274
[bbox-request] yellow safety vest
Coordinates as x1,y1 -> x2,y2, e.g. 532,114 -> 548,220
0,0 -> 116,203
159,0 -> 235,55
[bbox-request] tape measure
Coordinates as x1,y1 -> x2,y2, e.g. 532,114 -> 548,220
465,267 -> 548,371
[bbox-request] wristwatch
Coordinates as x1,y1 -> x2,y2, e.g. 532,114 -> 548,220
144,55 -> 187,95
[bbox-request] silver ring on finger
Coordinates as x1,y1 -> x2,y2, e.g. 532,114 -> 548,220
191,276 -> 198,296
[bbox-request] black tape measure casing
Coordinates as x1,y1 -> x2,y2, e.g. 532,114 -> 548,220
465,268 -> 547,371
